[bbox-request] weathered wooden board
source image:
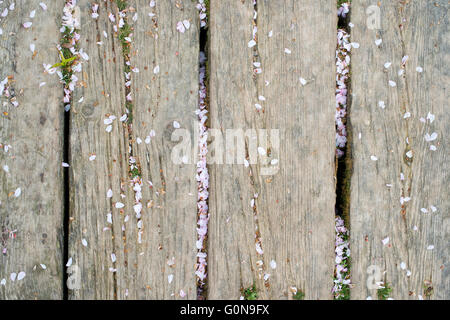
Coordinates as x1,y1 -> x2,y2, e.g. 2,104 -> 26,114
68,0 -> 133,299
350,0 -> 449,299
127,0 -> 199,299
68,0 -> 199,299
208,0 -> 337,299
0,1 -> 65,299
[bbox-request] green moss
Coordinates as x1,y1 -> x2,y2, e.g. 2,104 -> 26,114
243,285 -> 258,300
130,167 -> 141,178
377,283 -> 392,300
335,285 -> 350,300
204,0 -> 210,21
293,290 -> 305,300
116,0 -> 127,11
126,101 -> 133,123
118,23 -> 132,56
60,29 -> 73,51
114,1 -> 132,56
124,64 -> 131,74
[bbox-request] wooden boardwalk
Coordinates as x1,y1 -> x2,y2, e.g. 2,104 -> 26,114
0,0 -> 448,300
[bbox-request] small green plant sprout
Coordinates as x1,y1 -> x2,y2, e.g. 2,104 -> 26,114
243,284 -> 258,300
423,280 -> 433,298
129,166 -> 141,178
377,282 -> 392,300
293,290 -> 305,300
51,48 -> 77,70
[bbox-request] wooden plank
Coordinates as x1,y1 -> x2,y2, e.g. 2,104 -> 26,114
0,1 -> 65,299
350,0 -> 449,299
68,0 -> 199,299
68,0 -> 133,299
127,0 -> 199,299
208,0 -> 337,299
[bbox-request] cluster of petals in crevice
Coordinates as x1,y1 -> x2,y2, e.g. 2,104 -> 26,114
335,3 -> 350,158
194,1 -> 209,294
195,51 -> 209,291
333,2 -> 352,299
44,0 -> 88,110
333,216 -> 351,299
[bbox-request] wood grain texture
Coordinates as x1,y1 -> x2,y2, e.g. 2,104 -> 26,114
68,0 -> 133,299
208,0 -> 337,299
68,0 -> 199,299
0,1 -> 64,299
127,0 -> 199,299
350,0 -> 449,299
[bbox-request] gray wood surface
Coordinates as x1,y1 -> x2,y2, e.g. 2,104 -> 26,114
0,1 -> 65,299
208,0 -> 337,299
350,0 -> 449,300
127,0 -> 199,299
68,0 -> 132,299
68,0 -> 199,299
